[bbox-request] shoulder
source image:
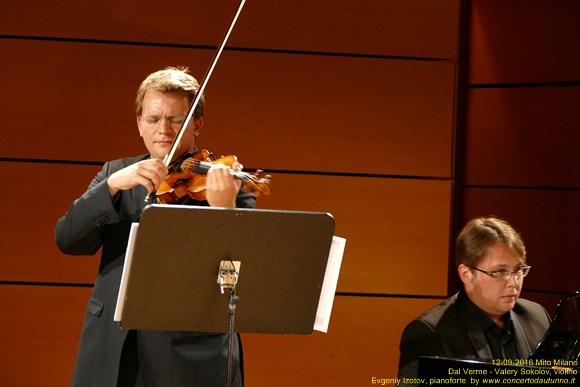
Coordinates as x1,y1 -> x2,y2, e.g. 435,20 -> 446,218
399,293 -> 462,341
513,297 -> 551,326
107,154 -> 149,169
414,293 -> 461,330
99,154 -> 149,176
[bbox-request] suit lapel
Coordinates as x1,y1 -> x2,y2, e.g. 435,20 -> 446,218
510,311 -> 532,358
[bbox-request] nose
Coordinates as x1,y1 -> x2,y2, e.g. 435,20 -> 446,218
157,118 -> 173,134
506,272 -> 522,288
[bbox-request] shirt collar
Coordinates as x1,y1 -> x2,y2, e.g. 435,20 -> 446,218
464,292 -> 513,334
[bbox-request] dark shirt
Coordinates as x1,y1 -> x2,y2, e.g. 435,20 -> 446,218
467,296 -> 519,359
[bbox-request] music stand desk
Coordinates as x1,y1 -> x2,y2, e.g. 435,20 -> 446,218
116,204 -> 336,335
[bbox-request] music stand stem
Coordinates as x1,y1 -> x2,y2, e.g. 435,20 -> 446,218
227,290 -> 240,387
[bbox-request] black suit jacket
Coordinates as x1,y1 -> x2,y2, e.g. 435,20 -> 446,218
56,154 -> 256,386
398,290 -> 551,384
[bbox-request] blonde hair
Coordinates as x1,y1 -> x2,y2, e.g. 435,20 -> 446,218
135,66 -> 205,118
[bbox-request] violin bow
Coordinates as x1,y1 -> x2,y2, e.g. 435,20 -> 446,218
163,0 -> 247,167
144,0 -> 247,203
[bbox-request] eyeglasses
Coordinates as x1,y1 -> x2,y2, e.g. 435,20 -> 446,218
139,115 -> 186,130
469,265 -> 531,280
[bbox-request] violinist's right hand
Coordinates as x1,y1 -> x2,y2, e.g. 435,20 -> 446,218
107,159 -> 168,197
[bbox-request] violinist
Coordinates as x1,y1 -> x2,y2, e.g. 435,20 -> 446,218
55,66 -> 253,386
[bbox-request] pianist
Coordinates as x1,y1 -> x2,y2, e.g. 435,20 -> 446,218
397,217 -> 551,385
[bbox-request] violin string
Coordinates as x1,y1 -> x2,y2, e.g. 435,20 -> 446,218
173,153 -> 271,195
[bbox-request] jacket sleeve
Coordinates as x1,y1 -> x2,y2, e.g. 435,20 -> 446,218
55,162 -> 122,255
398,319 -> 444,383
235,188 -> 257,209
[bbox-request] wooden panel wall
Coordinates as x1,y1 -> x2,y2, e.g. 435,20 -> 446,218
0,0 -> 462,385
462,0 -> 580,315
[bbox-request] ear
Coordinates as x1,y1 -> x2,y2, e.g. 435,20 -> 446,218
457,264 -> 473,286
193,117 -> 204,139
137,116 -> 144,137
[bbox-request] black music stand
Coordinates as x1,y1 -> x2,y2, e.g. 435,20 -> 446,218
115,204 -> 336,334
115,204 -> 336,386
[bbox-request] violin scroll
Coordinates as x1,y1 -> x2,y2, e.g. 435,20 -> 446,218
241,169 -> 272,197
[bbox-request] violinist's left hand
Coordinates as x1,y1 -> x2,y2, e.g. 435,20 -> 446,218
205,162 -> 242,208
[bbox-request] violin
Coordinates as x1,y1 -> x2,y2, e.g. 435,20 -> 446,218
142,0 -> 272,205
156,149 -> 272,204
